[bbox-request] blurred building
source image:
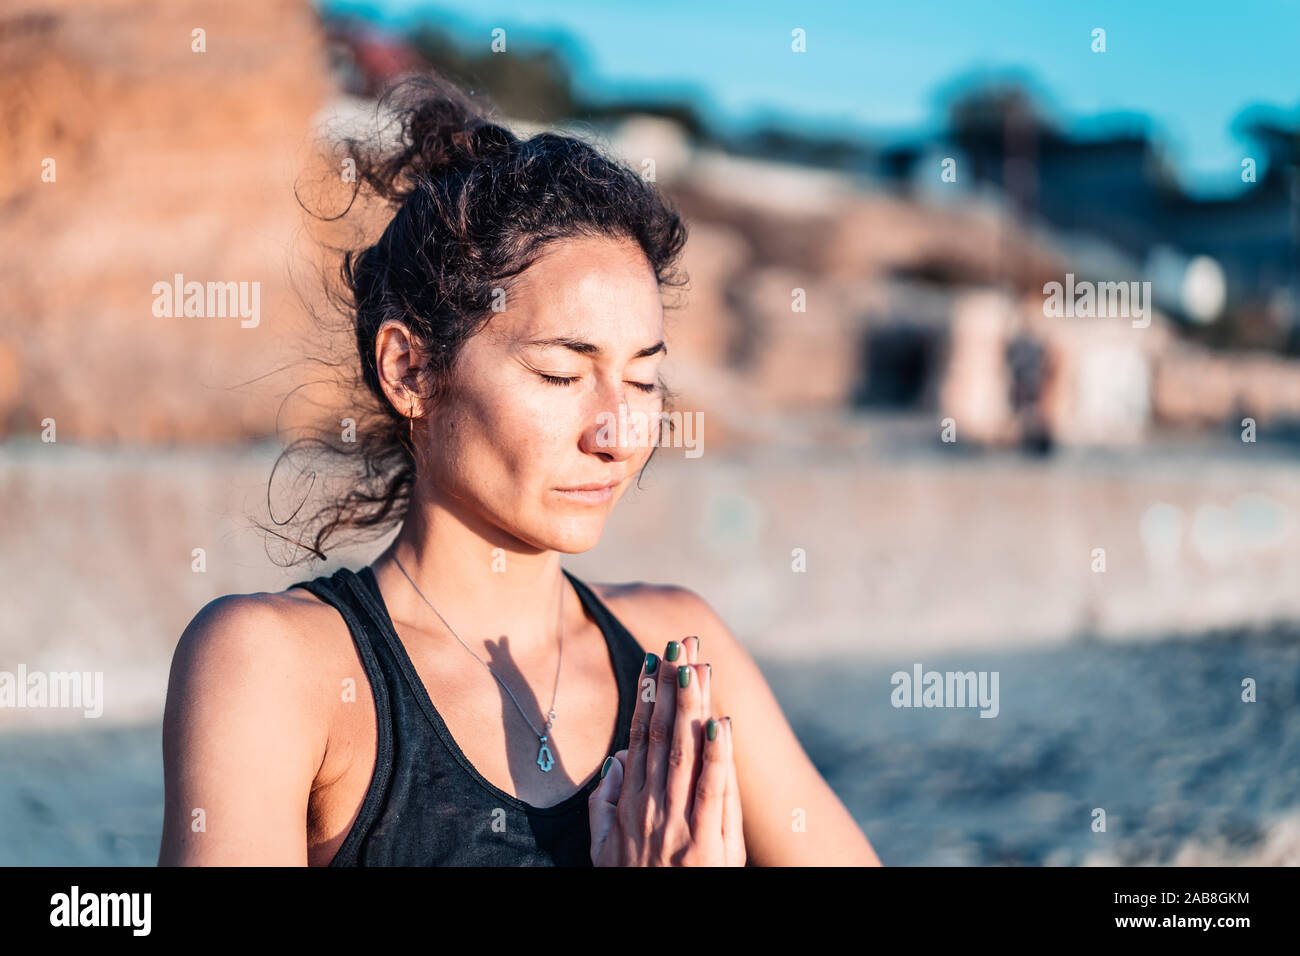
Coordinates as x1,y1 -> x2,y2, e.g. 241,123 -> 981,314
887,87 -> 1300,349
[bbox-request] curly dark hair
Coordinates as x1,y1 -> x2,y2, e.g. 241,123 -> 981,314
263,73 -> 689,565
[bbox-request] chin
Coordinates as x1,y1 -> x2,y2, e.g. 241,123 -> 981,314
535,513 -> 611,554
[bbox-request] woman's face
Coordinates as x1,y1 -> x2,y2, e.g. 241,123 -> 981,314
416,235 -> 667,553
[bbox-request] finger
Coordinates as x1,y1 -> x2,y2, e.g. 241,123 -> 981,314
699,660 -> 711,740
645,641 -> 682,797
721,717 -> 746,865
623,651 -> 659,794
682,637 -> 708,760
681,658 -> 712,822
683,635 -> 700,665
690,660 -> 712,819
689,716 -> 727,850
588,752 -> 624,865
664,662 -> 704,821
591,752 -> 623,805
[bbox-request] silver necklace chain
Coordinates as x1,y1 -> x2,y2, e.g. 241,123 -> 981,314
391,554 -> 564,772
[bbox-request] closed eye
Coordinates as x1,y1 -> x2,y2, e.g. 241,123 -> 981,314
539,373 -> 657,393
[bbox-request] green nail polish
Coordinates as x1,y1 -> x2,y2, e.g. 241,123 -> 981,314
644,652 -> 658,675
665,641 -> 681,662
600,755 -> 614,779
707,719 -> 719,741
678,665 -> 690,688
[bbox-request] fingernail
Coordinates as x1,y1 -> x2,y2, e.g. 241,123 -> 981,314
644,652 -> 658,675
706,663 -> 711,677
601,755 -> 614,779
707,719 -> 719,741
678,665 -> 691,688
689,635 -> 701,652
665,641 -> 681,662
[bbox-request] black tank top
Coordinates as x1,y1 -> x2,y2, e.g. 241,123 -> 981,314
288,564 -> 643,866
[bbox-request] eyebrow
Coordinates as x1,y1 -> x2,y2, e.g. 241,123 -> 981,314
523,336 -> 666,359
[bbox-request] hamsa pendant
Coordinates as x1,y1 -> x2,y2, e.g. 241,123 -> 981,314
536,738 -> 554,772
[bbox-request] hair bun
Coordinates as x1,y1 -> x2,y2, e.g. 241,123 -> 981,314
396,77 -> 517,183
346,74 -> 517,205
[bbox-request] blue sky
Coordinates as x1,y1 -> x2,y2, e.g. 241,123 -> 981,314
320,0 -> 1300,197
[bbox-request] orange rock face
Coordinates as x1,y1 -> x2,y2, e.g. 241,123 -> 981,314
0,0 -> 333,441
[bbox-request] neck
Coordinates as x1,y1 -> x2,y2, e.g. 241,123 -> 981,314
370,487 -> 569,659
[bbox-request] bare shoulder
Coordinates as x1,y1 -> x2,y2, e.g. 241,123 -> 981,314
171,584 -> 344,684
164,583 -> 355,760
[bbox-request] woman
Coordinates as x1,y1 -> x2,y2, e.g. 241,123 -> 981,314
158,75 -> 880,867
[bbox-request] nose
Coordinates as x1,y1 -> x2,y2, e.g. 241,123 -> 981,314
579,387 -> 650,463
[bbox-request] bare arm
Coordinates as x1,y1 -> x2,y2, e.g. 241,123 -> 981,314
158,595 -> 324,865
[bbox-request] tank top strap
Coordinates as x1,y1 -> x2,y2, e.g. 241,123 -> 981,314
287,566 -> 396,867
561,568 -> 644,752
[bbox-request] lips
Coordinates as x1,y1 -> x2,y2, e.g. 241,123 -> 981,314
556,480 -> 621,492
554,478 -> 621,503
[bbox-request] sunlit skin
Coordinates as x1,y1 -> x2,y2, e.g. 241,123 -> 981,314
389,234 -> 667,557
158,235 -> 881,866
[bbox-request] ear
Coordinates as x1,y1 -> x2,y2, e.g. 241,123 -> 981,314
374,319 -> 432,417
